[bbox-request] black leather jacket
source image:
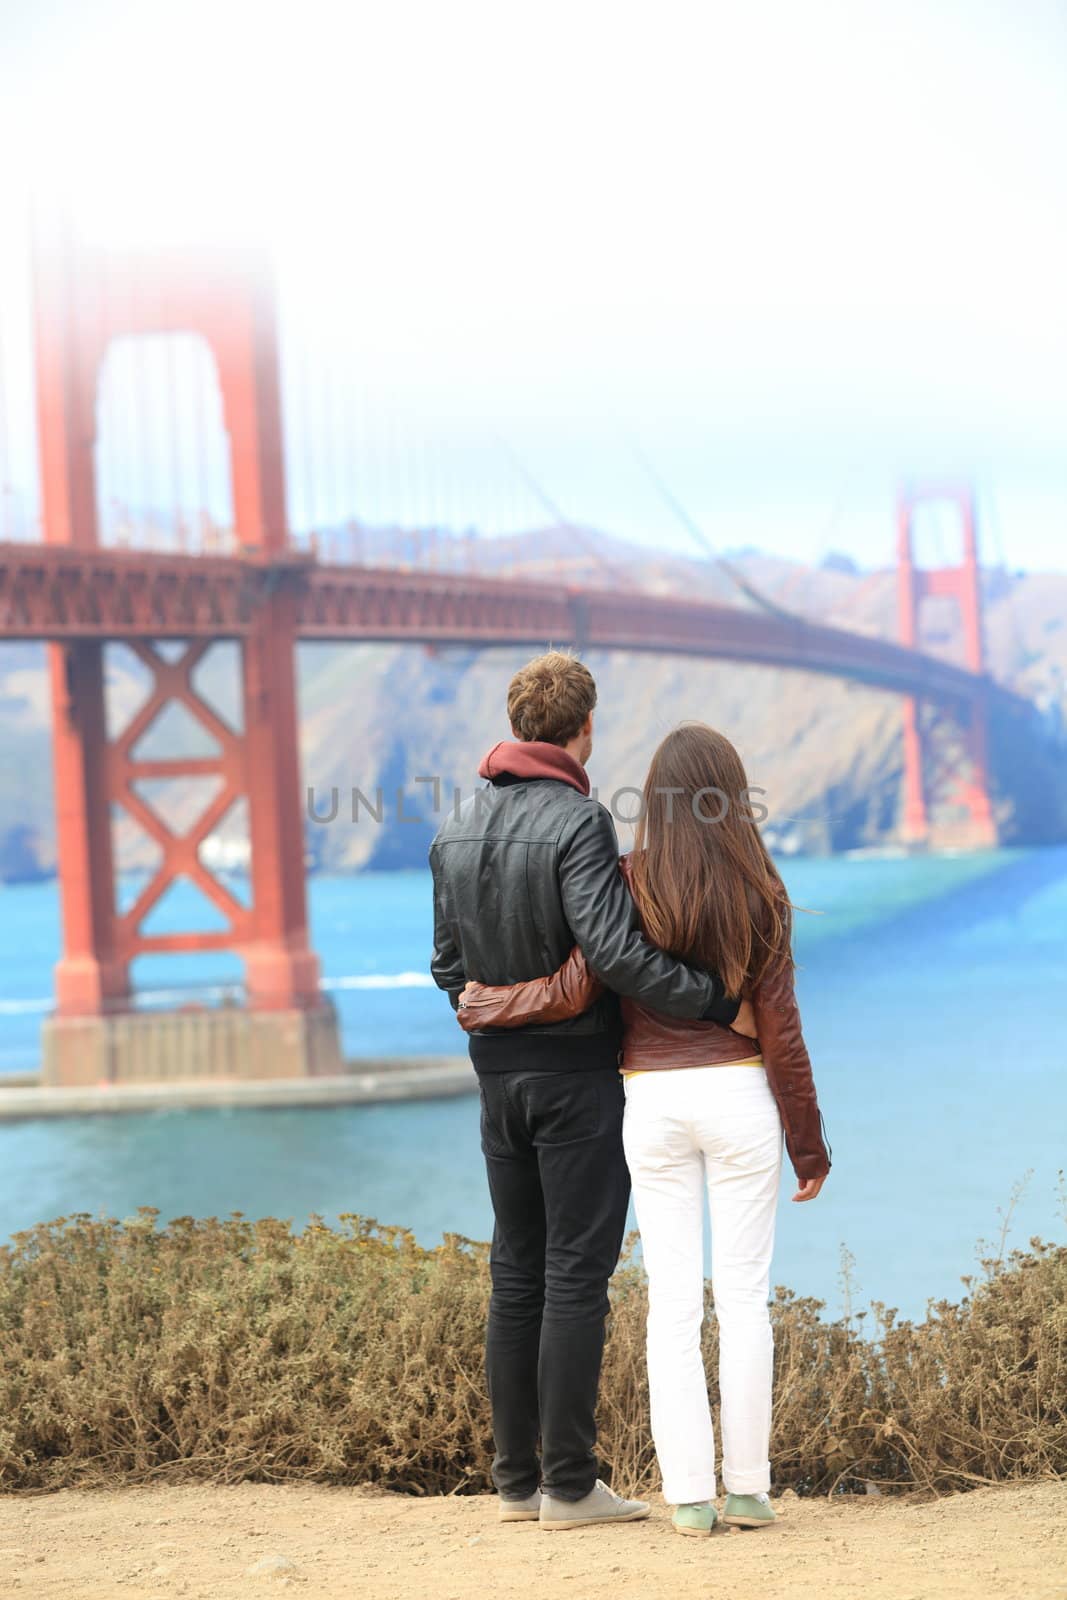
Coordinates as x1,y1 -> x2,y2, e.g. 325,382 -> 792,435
430,769 -> 739,1072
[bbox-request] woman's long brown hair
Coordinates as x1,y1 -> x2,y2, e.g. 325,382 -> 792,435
629,723 -> 792,996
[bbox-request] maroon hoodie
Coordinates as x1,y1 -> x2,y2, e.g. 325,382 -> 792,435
478,740 -> 590,796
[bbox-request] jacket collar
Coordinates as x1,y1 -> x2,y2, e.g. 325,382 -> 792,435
478,739 -> 591,796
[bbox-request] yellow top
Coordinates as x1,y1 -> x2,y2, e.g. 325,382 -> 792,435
623,1056 -> 764,1079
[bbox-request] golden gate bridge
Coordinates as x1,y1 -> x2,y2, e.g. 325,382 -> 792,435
0,211 -> 1053,1085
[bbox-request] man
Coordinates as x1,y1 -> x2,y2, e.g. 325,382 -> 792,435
429,651 -> 745,1530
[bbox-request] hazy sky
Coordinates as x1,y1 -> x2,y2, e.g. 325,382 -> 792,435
1,0 -> 1065,569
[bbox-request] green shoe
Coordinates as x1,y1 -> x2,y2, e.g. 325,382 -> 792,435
723,1492 -> 775,1528
672,1501 -> 718,1538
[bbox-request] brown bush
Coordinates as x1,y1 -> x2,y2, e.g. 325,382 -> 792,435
0,1211 -> 1063,1496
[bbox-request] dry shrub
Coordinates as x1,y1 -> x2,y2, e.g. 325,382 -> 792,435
0,1211 -> 1063,1496
0,1213 -> 490,1493
872,1239 -> 1067,1490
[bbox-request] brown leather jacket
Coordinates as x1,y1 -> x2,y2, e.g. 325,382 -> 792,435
457,855 -> 831,1181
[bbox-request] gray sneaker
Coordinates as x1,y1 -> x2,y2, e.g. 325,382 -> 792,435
498,1490 -> 543,1523
540,1478 -> 651,1531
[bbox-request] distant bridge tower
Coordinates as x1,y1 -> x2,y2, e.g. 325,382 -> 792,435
33,208 -> 338,1083
896,485 -> 997,848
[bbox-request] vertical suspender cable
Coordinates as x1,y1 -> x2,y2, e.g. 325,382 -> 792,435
134,284 -> 154,548
110,252 -> 126,547
167,328 -> 184,552
299,319 -> 316,548
192,315 -> 210,550
0,307 -> 10,541
342,344 -> 360,564
360,360 -> 373,564
326,340 -> 341,543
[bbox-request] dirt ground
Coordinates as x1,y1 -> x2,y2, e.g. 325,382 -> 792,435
0,1479 -> 1064,1600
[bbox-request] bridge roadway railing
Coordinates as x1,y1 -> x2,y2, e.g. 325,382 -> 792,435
0,539 -> 1020,713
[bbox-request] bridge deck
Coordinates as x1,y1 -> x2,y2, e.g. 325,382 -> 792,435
0,541 -> 1005,708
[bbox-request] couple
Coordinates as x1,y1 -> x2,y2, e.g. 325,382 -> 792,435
429,651 -> 830,1538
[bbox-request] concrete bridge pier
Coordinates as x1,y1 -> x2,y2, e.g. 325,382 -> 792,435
41,1004 -> 343,1089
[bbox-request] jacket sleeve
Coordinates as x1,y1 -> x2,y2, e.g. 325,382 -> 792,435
559,807 -> 739,1023
429,845 -> 466,1010
751,955 -> 831,1181
456,944 -> 603,1031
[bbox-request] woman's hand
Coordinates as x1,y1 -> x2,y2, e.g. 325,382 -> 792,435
791,1174 -> 827,1203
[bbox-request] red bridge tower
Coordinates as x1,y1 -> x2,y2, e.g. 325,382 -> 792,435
897,486 -> 997,849
34,211 -> 339,1083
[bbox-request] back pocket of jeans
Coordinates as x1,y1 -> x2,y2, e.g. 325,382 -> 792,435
523,1072 -> 603,1146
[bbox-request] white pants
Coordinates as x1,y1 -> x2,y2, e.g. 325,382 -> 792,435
622,1064 -> 783,1503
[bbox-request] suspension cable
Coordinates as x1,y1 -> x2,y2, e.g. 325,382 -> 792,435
625,438 -> 797,620
492,434 -> 633,590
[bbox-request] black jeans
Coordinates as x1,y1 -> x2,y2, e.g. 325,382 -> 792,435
479,1066 -> 631,1501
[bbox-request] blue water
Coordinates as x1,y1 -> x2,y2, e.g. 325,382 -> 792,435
1,849 -> 1065,1319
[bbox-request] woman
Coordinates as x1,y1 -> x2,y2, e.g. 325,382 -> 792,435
457,723 -> 830,1537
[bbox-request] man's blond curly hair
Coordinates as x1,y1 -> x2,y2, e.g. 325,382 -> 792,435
506,651 -> 597,745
